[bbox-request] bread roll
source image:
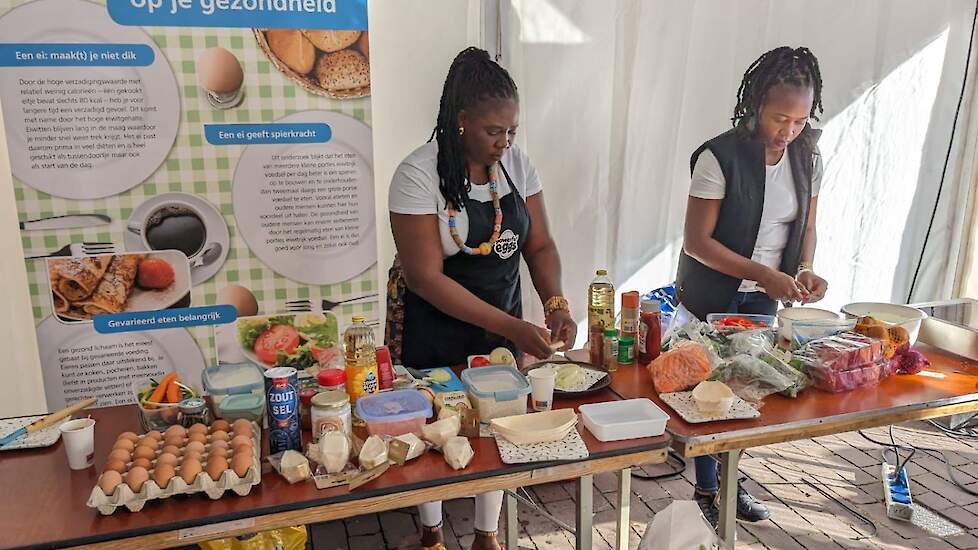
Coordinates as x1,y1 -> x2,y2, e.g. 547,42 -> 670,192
302,30 -> 360,53
314,49 -> 370,91
266,29 -> 316,75
356,31 -> 369,58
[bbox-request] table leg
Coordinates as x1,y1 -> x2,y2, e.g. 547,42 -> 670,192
616,468 -> 631,550
505,489 -> 518,550
576,474 -> 594,550
718,449 -> 742,548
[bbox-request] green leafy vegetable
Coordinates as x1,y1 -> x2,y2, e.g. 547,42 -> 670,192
237,315 -> 295,349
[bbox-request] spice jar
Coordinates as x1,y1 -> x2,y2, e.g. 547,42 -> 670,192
603,328 -> 619,372
317,368 -> 346,392
589,323 -> 605,367
299,387 -> 318,431
311,390 -> 352,442
620,291 -> 640,343
177,397 -> 211,427
618,336 -> 635,366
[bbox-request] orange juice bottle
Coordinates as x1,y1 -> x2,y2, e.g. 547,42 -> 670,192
344,316 -> 379,405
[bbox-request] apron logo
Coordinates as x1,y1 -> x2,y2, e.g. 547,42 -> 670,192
494,229 -> 519,259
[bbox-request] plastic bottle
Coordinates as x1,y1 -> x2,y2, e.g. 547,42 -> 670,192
638,299 -> 662,365
588,270 -> 615,333
603,327 -> 619,372
620,291 -> 640,344
618,336 -> 635,366
344,316 -> 379,405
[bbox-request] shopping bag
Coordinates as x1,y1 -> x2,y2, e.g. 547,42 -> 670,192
638,501 -> 726,550
198,525 -> 307,550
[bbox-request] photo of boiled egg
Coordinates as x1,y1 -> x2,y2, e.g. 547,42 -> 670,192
217,285 -> 258,317
197,47 -> 245,110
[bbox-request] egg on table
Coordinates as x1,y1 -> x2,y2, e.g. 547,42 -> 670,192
211,419 -> 230,433
157,452 -> 178,467
231,452 -> 253,477
180,458 -> 202,484
182,449 -> 203,462
107,448 -> 131,463
217,285 -> 258,317
230,435 -> 253,451
210,439 -> 229,452
112,438 -> 135,452
104,458 -> 127,473
126,466 -> 149,492
164,436 -> 186,448
153,463 -> 176,488
164,425 -> 186,439
208,447 -> 229,460
133,445 -> 157,461
144,430 -> 163,441
185,440 -> 206,455
162,444 -> 182,456
210,430 -> 229,442
206,457 -> 228,481
132,457 -> 152,470
98,470 -> 123,495
188,423 -> 209,435
188,432 -> 208,445
118,431 -> 140,443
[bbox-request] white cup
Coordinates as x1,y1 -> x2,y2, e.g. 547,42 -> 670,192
528,368 -> 557,412
59,418 -> 96,470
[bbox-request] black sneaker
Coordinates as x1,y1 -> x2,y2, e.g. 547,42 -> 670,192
694,490 -> 719,528
734,483 -> 770,523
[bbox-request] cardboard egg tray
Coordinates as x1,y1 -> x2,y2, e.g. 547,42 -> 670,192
86,422 -> 262,515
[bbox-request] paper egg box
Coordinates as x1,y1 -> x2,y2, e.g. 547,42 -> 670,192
86,423 -> 263,515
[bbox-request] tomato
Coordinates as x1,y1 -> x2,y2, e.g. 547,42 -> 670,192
470,356 -> 491,368
254,325 -> 300,365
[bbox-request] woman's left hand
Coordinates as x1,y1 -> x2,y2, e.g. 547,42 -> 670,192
797,271 -> 828,303
546,309 -> 577,351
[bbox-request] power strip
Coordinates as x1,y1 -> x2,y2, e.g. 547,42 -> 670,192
882,460 -> 913,521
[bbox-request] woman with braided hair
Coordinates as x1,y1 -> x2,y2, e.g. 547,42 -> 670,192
678,46 -> 830,525
386,47 -> 575,550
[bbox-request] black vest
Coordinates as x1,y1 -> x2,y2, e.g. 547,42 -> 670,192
676,125 -> 820,321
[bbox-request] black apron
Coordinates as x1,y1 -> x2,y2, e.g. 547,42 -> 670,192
400,163 -> 530,369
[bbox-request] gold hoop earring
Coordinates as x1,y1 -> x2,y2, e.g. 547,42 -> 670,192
458,127 -> 465,136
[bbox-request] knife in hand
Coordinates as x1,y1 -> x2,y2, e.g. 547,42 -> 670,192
19,214 -> 111,231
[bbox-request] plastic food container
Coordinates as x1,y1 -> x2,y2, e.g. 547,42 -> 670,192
461,365 -> 531,421
706,313 -> 775,334
131,377 -> 192,432
810,362 -> 882,393
777,307 -> 840,344
218,393 -> 266,422
202,362 -> 265,418
579,399 -> 669,441
354,389 -> 433,436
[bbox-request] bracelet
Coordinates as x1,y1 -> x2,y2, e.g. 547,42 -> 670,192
543,295 -> 569,318
796,262 -> 814,277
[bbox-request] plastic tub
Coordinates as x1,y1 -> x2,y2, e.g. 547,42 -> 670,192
461,365 -> 531,421
579,399 -> 669,441
706,313 -> 775,334
202,362 -> 265,417
354,389 -> 433,436
777,307 -> 840,343
218,393 -> 266,422
132,377 -> 195,431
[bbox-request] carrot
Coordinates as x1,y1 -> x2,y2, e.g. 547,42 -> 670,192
165,375 -> 182,403
147,373 -> 177,408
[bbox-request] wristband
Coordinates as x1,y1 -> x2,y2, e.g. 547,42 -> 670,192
543,295 -> 569,318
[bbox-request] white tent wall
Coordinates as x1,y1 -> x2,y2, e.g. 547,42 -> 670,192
501,0 -> 977,343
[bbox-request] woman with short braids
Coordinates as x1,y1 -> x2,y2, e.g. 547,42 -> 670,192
385,47 -> 575,550
678,46 -> 829,525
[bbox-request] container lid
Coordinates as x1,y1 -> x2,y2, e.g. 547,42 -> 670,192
202,362 -> 264,396
620,336 -> 634,345
318,368 -> 346,387
604,328 -> 617,337
461,365 -> 531,402
354,389 -> 432,423
622,291 -> 640,308
312,390 -> 350,409
218,393 -> 265,414
299,387 -> 318,405
641,299 -> 660,313
179,397 -> 206,414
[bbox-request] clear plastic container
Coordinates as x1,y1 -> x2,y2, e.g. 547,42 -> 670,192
202,362 -> 265,417
706,313 -> 776,335
579,399 -> 669,441
354,389 -> 433,436
461,365 -> 531,421
218,393 -> 266,422
132,376 -> 195,432
810,362 -> 882,393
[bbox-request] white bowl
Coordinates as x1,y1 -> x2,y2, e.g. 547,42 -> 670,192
777,307 -> 840,343
490,408 -> 578,446
841,302 -> 927,344
691,381 -> 735,416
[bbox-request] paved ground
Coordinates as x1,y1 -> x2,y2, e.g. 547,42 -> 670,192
299,421 -> 978,549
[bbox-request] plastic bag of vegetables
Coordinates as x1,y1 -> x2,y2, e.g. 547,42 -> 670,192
648,341 -> 714,393
708,353 -> 807,403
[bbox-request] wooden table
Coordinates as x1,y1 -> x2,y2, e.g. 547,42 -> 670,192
610,344 -> 978,547
0,389 -> 669,550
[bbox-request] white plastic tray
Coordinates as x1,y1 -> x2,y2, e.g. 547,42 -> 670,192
578,399 -> 669,441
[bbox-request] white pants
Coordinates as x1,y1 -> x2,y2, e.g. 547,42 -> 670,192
418,491 -> 504,532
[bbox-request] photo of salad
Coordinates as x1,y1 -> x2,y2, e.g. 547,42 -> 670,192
236,312 -> 341,370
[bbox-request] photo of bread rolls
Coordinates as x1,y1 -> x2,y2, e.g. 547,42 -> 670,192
256,29 -> 370,99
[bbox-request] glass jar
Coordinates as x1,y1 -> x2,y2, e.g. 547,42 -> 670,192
317,368 -> 346,392
311,390 -> 352,442
177,397 -> 211,427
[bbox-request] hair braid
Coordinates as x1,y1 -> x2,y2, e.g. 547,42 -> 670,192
732,46 -> 823,129
429,47 -> 518,211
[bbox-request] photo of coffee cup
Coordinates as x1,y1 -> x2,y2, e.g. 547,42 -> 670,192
127,202 -> 208,259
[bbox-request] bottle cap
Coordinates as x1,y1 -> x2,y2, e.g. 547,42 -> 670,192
604,328 -> 617,337
596,269 -> 608,276
352,315 -> 365,323
622,291 -> 640,308
619,336 -> 634,345
318,368 -> 347,387
641,299 -> 660,313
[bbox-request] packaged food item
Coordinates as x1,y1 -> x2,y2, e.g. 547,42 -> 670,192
358,435 -> 388,469
393,433 -> 426,462
618,336 -> 635,366
638,299 -> 662,365
311,390 -> 352,441
460,365 -> 530,421
269,450 -> 310,484
588,269 -> 615,331
589,323 -> 605,366
603,328 -> 619,372
313,431 -> 350,474
298,387 -> 317,430
264,367 -> 303,454
202,362 -> 265,420
620,291 -> 640,343
809,362 -> 882,393
376,346 -> 394,390
443,436 -> 474,470
648,341 -> 713,393
354,389 -> 432,437
344,316 -> 379,404
708,354 -> 797,402
422,414 -> 461,448
797,333 -> 885,371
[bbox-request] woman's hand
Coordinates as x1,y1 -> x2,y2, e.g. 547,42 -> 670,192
546,309 -> 576,351
758,267 -> 807,303
797,271 -> 828,303
505,319 -> 553,360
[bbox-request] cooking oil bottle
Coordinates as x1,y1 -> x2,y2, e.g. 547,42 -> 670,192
588,269 -> 615,332
344,316 -> 379,406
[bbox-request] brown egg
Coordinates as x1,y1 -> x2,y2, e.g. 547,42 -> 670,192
210,429 -> 229,442
231,452 -> 253,477
188,432 -> 208,444
132,457 -> 152,470
211,419 -> 230,432
144,430 -> 163,441
156,452 -> 178,467
188,423 -> 209,435
153,463 -> 176,487
206,457 -> 228,481
210,439 -> 229,452
232,420 -> 253,437
185,440 -> 206,454
118,431 -> 140,442
162,444 -> 181,456
217,285 -> 258,317
98,470 -> 123,494
112,438 -> 135,452
107,448 -> 131,463
230,435 -> 252,451
104,459 -> 128,473
133,445 -> 157,461
182,449 -> 203,462
164,436 -> 186,448
180,458 -> 202,484
138,436 -> 160,449
208,447 -> 228,460
126,466 -> 150,492
164,425 -> 186,439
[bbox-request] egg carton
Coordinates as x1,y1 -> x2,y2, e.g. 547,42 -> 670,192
86,422 -> 262,515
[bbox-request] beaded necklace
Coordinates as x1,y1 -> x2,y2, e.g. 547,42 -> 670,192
447,163 -> 502,256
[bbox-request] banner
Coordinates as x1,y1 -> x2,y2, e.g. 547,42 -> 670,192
0,0 -> 377,410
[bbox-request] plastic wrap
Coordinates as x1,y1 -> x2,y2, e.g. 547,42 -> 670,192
708,354 -> 796,402
648,341 -> 714,393
793,333 -> 886,393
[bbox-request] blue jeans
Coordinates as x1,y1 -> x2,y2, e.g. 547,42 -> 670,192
693,291 -> 777,493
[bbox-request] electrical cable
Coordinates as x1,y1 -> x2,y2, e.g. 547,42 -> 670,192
630,449 -> 687,481
907,1 -> 978,302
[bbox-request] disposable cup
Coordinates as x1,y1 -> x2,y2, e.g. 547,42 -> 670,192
528,368 -> 556,412
59,417 -> 96,470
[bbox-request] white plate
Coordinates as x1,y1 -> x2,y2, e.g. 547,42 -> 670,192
659,391 -> 760,424
0,414 -> 69,450
124,193 -> 230,286
49,250 -> 192,323
0,0 -> 179,199
36,315 -> 206,411
232,110 -> 376,285
230,312 -> 339,369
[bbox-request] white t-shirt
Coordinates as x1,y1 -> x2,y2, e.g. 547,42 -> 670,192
388,141 -> 543,257
689,148 -> 823,292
